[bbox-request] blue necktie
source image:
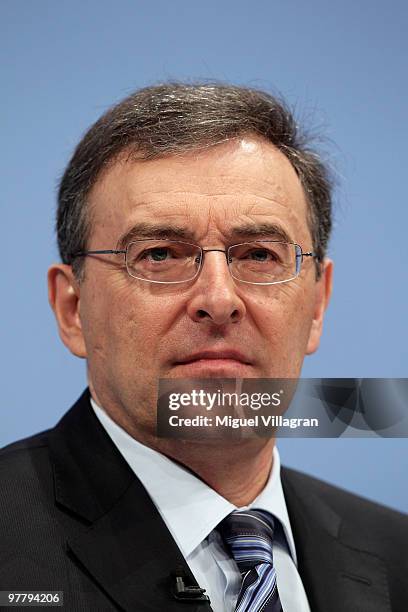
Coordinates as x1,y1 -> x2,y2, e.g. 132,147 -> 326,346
218,509 -> 283,612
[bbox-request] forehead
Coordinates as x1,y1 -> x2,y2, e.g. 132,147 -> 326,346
87,136 -> 311,245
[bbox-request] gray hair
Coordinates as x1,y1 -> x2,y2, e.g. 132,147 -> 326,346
57,82 -> 332,280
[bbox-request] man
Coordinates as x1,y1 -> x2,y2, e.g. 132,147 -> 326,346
0,83 -> 406,611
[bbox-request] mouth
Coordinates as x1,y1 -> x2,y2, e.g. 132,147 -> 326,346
173,350 -> 253,376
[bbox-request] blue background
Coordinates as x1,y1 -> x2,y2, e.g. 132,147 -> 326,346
1,0 -> 407,512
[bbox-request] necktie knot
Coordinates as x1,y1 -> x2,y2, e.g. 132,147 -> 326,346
217,510 -> 282,611
218,509 -> 276,573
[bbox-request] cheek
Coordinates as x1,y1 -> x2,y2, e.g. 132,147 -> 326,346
103,284 -> 178,357
250,282 -> 315,348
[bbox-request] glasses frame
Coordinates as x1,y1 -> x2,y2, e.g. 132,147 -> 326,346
72,239 -> 316,286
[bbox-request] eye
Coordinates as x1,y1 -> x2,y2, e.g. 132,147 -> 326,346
239,247 -> 280,263
143,247 -> 172,262
248,248 -> 275,262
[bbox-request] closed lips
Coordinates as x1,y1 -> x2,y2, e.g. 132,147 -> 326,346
175,350 -> 252,364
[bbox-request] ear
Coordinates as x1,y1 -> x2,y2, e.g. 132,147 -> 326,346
306,258 -> 333,355
48,264 -> 87,358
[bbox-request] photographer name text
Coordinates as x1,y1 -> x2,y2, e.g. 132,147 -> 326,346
168,415 -> 319,429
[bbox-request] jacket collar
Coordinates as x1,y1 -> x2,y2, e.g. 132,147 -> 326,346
49,389 -> 213,611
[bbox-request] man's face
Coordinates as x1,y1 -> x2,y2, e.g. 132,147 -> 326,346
52,136 -> 332,437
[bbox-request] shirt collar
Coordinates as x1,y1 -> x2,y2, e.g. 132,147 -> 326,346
91,398 -> 297,564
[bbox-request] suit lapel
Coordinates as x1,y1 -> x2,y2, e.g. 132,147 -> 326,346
49,389 -> 212,611
281,468 -> 392,612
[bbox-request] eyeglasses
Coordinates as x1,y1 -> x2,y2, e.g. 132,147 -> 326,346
72,239 -> 316,285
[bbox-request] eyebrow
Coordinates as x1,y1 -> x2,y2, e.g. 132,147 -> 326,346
117,223 -> 196,248
230,223 -> 293,243
117,221 -> 293,248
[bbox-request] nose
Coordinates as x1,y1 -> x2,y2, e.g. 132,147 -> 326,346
186,250 -> 246,326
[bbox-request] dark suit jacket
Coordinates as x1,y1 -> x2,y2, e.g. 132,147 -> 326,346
0,389 -> 407,611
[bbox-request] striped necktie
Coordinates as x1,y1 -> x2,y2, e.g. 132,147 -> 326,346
218,509 -> 283,612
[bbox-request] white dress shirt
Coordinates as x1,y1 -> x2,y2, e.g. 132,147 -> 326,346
91,399 -> 311,612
